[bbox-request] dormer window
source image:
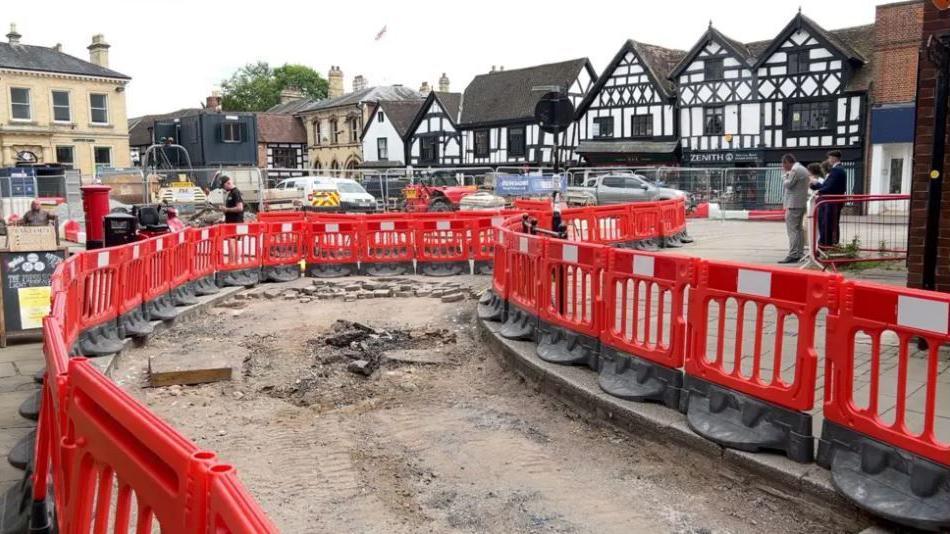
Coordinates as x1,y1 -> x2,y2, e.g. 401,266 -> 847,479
378,111 -> 385,123
704,58 -> 724,80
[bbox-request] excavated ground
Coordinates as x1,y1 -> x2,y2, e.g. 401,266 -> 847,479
113,275 -> 856,534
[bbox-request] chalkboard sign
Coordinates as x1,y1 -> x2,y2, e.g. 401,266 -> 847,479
0,250 -> 64,339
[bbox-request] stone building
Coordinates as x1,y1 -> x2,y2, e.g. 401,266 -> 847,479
0,25 -> 131,175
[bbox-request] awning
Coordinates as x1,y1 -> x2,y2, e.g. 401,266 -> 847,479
575,140 -> 680,154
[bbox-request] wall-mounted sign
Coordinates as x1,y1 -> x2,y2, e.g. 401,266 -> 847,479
685,150 -> 762,165
15,151 -> 37,163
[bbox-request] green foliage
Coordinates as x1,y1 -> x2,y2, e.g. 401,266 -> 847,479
220,62 -> 328,112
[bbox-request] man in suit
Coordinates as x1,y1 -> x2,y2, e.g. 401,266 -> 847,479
779,154 -> 810,263
810,150 -> 847,247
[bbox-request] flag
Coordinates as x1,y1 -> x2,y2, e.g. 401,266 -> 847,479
375,25 -> 387,41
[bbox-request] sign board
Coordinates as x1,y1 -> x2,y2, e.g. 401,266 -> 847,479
0,250 -> 64,342
534,92 -> 575,134
494,173 -> 567,197
684,150 -> 762,165
6,226 -> 58,252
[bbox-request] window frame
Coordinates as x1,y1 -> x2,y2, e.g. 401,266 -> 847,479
221,122 -> 243,143
55,145 -> 75,166
473,129 -> 490,158
630,114 -> 653,138
787,51 -> 809,75
330,119 -> 339,144
592,117 -> 614,139
9,87 -> 32,121
93,146 -> 112,168
507,126 -> 526,158
420,136 -> 439,164
704,58 -> 725,80
377,137 -> 389,161
703,106 -> 725,135
89,93 -> 109,125
378,111 -> 385,123
349,117 -> 360,143
271,146 -> 297,169
786,99 -> 835,133
51,90 -> 71,123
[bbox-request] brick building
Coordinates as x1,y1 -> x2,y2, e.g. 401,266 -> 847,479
908,2 -> 950,292
868,1 -> 925,199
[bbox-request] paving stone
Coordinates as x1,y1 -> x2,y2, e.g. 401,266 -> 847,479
395,291 -> 413,298
441,292 -> 465,303
11,361 -> 43,378
373,289 -> 393,298
0,364 -> 16,379
415,290 -> 432,297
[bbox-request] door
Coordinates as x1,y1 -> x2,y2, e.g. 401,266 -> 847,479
888,158 -> 904,194
624,176 -> 652,201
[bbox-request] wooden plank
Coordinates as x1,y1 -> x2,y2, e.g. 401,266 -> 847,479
148,351 -> 233,387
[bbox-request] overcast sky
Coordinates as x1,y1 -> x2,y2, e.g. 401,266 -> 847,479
12,0 -> 892,117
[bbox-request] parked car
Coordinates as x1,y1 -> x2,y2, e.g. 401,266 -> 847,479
565,173 -> 687,206
277,176 -> 376,212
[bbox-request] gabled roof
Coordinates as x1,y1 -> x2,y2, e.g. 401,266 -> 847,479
752,13 -> 869,69
669,26 -> 757,78
296,85 -> 422,114
830,24 -> 875,91
577,40 -> 685,117
0,41 -> 130,79
360,99 -> 426,141
257,113 -> 307,144
267,98 -> 315,114
458,58 -> 597,128
403,91 -> 463,141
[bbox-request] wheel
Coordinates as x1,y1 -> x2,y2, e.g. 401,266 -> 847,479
428,198 -> 453,212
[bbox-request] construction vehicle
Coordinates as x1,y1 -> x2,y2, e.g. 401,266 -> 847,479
140,141 -> 208,208
401,171 -> 477,212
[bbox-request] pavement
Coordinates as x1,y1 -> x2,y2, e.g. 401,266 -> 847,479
0,342 -> 42,486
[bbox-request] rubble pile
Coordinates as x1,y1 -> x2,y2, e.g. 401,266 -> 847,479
249,277 -> 482,304
317,320 -> 456,376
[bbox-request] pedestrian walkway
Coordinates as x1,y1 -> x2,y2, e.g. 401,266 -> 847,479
0,342 -> 42,486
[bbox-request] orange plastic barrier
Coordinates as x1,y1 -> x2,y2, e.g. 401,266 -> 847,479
415,219 -> 470,276
360,219 -> 414,276
305,220 -> 360,278
262,221 -> 306,282
216,223 -> 263,287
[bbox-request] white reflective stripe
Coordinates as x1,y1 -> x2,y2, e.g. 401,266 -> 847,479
381,221 -> 395,231
898,295 -> 949,335
222,240 -> 230,255
633,255 -> 655,277
281,223 -> 292,233
156,239 -> 164,251
437,220 -> 451,231
178,232 -> 185,244
237,224 -> 248,235
562,244 -> 578,263
97,251 -> 109,268
519,237 -> 528,253
326,223 -> 339,233
132,245 -> 140,260
201,229 -> 209,240
737,269 -> 771,298
492,216 -> 503,227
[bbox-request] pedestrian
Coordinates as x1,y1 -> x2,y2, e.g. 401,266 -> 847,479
18,199 -> 57,227
218,174 -> 245,224
810,150 -> 847,247
166,206 -> 186,232
779,154 -> 809,264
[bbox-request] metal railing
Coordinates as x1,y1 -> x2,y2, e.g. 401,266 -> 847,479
808,194 -> 910,272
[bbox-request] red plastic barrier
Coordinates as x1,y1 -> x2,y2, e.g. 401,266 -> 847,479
143,235 -> 172,303
539,240 -> 605,339
256,211 -> 306,223
217,223 -> 263,273
117,241 -> 147,317
415,219 -> 469,265
263,221 -> 306,267
602,249 -> 694,370
491,225 -> 508,299
628,204 -> 660,242
307,221 -> 360,264
361,219 -> 413,265
590,206 -> 631,244
685,261 -> 838,412
169,230 -> 192,288
658,199 -> 680,238
191,226 -> 218,280
56,256 -> 81,347
561,207 -> 596,242
207,470 -> 279,533
513,198 -> 552,212
77,246 -> 126,333
507,231 -> 545,314
471,215 -> 507,265
824,281 -> 950,465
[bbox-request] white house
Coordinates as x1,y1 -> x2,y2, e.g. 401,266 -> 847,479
360,99 -> 426,168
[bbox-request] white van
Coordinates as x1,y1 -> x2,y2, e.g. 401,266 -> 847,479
276,176 -> 377,212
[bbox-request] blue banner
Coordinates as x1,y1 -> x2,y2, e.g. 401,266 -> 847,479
495,173 -> 566,197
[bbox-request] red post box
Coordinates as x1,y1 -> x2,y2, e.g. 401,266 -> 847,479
81,184 -> 111,250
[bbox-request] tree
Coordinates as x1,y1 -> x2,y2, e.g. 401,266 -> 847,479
220,62 -> 328,112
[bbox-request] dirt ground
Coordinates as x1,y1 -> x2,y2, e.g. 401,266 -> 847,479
113,275 -> 851,534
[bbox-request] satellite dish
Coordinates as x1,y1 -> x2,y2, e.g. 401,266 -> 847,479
534,92 -> 574,134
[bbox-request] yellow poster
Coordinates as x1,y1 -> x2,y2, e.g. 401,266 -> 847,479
17,286 -> 51,330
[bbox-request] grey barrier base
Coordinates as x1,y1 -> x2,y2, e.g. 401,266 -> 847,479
171,282 -> 199,307
536,322 -> 600,371
0,458 -> 53,534
7,430 -> 34,471
75,321 -> 124,357
143,293 -> 178,322
117,307 -> 153,339
262,264 -> 300,283
17,391 -> 39,422
616,239 -> 660,251
477,289 -> 506,323
499,303 -> 537,342
417,261 -> 471,277
817,420 -> 950,532
473,260 -> 493,276
359,261 -> 414,277
598,346 -> 683,410
216,268 -> 260,288
192,275 -> 220,296
306,262 -> 358,278
683,375 -> 814,463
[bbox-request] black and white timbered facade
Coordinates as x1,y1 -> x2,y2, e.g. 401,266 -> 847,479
575,40 -> 685,165
457,59 -> 597,167
405,91 -> 463,167
359,99 -> 426,168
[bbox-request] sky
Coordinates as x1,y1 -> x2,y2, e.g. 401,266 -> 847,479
11,0 -> 893,118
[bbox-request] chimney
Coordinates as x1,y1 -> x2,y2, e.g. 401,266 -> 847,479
279,86 -> 305,104
87,33 -> 110,67
419,81 -> 431,95
352,74 -> 367,93
206,90 -> 222,111
52,43 -> 62,52
438,73 -> 450,93
491,65 -> 496,73
6,23 -> 21,45
328,66 -> 344,99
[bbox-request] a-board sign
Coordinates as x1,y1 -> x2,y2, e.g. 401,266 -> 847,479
6,225 -> 58,252
0,250 -> 64,335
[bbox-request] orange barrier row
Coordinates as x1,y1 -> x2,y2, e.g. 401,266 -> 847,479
481,209 -> 950,530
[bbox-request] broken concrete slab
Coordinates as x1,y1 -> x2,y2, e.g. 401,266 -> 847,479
149,351 -> 233,387
383,348 -> 450,365
441,292 -> 465,303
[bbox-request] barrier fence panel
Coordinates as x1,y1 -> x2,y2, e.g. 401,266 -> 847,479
142,235 -> 177,322
817,281 -> 950,529
536,241 -> 605,370
809,194 -> 910,271
599,249 -> 694,409
469,216 -> 505,275
415,219 -> 471,276
216,223 -> 263,287
262,221 -> 305,282
306,221 -> 360,278
500,231 -> 545,341
360,219 -> 414,276
683,261 -> 839,463
74,247 -> 126,357
116,242 -> 153,339
191,227 -> 221,296
168,230 -> 199,307
627,204 -> 661,250
207,470 -> 279,533
478,223 -> 510,322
